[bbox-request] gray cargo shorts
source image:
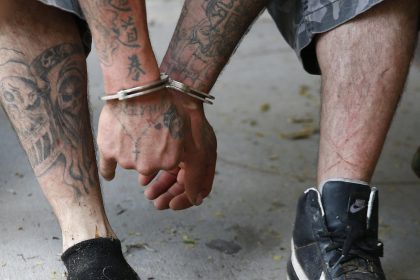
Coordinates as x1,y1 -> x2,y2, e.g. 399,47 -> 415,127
38,0 -> 409,75
267,0 -> 387,74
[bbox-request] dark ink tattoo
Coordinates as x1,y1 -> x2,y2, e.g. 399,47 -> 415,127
119,120 -> 143,161
81,0 -> 141,66
110,100 -> 185,162
127,54 -> 145,81
107,0 -> 130,11
119,16 -> 138,45
163,0 -> 266,91
163,105 -> 184,139
0,44 -> 96,197
121,101 -> 160,116
111,106 -> 149,161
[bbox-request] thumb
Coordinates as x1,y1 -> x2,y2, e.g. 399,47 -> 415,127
183,158 -> 205,206
138,171 -> 159,186
99,152 -> 117,181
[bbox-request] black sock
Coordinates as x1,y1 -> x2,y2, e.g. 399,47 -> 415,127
61,238 -> 140,280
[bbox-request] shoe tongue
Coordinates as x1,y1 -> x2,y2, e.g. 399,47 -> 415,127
321,180 -> 371,232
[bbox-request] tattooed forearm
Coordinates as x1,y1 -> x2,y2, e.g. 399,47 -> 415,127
162,0 -> 268,92
0,44 -> 96,197
119,16 -> 139,46
127,54 -> 145,81
81,0 -> 141,66
80,0 -> 163,92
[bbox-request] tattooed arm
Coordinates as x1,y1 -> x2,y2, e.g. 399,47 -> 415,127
144,0 -> 267,210
80,0 -> 214,208
80,0 -> 160,91
79,1 -> 190,198
161,0 -> 268,92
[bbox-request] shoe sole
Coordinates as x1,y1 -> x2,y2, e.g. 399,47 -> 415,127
289,239 -> 308,280
287,259 -> 299,280
288,239 -> 327,280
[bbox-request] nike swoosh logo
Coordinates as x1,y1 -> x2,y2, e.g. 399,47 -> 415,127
350,205 -> 366,213
349,199 -> 367,213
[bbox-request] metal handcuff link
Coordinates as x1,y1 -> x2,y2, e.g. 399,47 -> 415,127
101,73 -> 215,105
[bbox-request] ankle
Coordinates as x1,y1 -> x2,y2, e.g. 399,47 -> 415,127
318,177 -> 370,190
60,217 -> 116,251
317,169 -> 372,187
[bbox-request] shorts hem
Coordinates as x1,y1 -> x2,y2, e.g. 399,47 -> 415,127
297,0 -> 385,74
37,0 -> 85,20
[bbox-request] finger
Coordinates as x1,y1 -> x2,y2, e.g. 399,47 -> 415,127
169,193 -> 195,210
99,152 -> 117,181
183,158 -> 207,205
170,162 -> 215,211
183,155 -> 217,205
181,121 -> 209,205
144,168 -> 179,200
153,182 -> 184,210
138,171 -> 159,186
176,168 -> 186,185
201,160 -> 217,198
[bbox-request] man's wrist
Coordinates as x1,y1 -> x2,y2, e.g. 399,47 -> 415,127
168,88 -> 204,111
160,62 -> 213,94
103,48 -> 161,95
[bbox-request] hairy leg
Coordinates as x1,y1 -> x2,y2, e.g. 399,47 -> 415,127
316,0 -> 420,184
0,0 -> 115,250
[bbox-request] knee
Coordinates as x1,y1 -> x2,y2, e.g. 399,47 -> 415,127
0,0 -> 21,20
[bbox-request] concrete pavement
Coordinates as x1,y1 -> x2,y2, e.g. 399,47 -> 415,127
0,1 -> 420,279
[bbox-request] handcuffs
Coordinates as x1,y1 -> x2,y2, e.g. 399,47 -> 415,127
102,73 -> 215,105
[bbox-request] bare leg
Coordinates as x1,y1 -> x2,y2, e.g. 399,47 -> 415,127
0,0 -> 115,251
316,0 -> 420,184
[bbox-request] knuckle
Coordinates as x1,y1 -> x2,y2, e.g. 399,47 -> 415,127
97,136 -> 110,150
100,151 -> 113,162
100,163 -> 112,172
99,166 -> 115,179
163,157 -> 179,170
99,144 -> 115,159
119,160 -> 134,170
102,173 -> 115,181
137,165 -> 155,176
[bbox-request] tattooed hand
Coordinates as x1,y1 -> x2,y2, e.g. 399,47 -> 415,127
141,91 -> 217,210
97,89 -> 184,174
144,0 -> 267,209
81,0 -> 221,208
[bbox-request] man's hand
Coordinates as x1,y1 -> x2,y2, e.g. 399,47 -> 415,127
140,91 -> 217,210
97,91 -> 185,181
147,0 -> 267,209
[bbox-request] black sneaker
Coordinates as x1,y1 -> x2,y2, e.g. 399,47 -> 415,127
287,179 -> 385,279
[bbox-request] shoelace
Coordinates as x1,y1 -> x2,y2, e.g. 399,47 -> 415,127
319,224 -> 384,277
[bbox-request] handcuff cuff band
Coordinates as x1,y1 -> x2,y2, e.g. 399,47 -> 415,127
101,73 -> 215,104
